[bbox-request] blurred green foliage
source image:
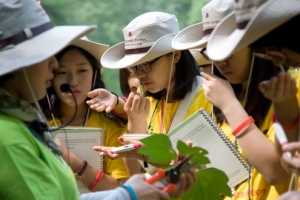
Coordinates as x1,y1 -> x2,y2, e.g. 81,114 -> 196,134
43,0 -> 210,95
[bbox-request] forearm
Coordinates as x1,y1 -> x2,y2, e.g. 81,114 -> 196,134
127,118 -> 147,133
222,103 -> 290,184
123,157 -> 144,175
80,187 -> 130,200
64,150 -> 120,191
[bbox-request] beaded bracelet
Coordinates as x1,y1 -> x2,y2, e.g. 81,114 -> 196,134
232,116 -> 255,137
120,184 -> 138,200
272,112 -> 300,131
111,92 -> 119,107
88,171 -> 104,191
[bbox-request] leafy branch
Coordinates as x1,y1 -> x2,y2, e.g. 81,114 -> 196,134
138,134 -> 231,200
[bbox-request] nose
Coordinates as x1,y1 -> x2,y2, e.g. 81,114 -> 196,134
68,73 -> 78,87
135,70 -> 146,79
50,56 -> 58,70
213,60 -> 228,66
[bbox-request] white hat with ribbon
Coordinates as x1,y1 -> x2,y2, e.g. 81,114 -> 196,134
0,0 -> 95,76
172,0 -> 234,50
207,0 -> 300,61
101,11 -> 179,69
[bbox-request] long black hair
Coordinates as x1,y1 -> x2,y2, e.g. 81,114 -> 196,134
39,46 -> 125,126
119,68 -> 131,97
144,50 -> 198,100
213,55 -> 285,127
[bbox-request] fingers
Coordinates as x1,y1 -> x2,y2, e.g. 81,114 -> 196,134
282,142 -> 300,153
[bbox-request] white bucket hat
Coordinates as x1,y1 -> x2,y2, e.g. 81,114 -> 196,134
172,0 -> 234,50
72,36 -> 109,63
207,0 -> 300,61
0,0 -> 96,76
101,11 -> 179,69
189,49 -> 211,66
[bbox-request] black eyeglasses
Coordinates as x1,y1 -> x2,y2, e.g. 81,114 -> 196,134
127,56 -> 163,74
252,47 -> 286,72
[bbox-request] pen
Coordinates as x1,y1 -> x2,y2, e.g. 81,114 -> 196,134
273,121 -> 292,158
99,143 -> 141,155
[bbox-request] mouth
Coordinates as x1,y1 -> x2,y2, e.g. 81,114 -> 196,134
222,71 -> 232,76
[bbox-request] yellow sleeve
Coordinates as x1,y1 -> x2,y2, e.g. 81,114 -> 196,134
102,122 -> 130,180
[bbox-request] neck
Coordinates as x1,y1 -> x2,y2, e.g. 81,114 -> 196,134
59,102 -> 88,126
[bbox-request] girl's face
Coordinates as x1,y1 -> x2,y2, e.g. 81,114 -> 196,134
53,49 -> 93,107
213,47 -> 252,84
134,52 -> 178,93
3,56 -> 58,103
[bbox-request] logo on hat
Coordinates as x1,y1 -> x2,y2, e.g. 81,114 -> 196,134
128,32 -> 132,37
206,13 -> 209,18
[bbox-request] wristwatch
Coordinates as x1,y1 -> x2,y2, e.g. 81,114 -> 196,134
74,160 -> 88,180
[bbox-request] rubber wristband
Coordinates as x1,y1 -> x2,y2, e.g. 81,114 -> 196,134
232,116 -> 255,137
74,160 -> 88,176
111,92 -> 119,107
120,184 -> 138,200
272,112 -> 300,131
121,96 -> 127,102
88,171 -> 105,191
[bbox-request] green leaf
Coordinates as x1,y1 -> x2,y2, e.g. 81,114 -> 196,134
177,141 -> 210,167
138,134 -> 177,163
172,168 -> 231,200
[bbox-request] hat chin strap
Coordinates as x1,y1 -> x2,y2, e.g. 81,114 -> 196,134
161,51 -> 175,131
22,68 -> 49,127
243,54 -> 255,108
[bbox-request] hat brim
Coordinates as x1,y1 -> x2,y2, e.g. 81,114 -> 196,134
72,39 -> 109,63
101,33 -> 177,69
172,23 -> 208,50
207,0 -> 300,61
0,25 -> 96,76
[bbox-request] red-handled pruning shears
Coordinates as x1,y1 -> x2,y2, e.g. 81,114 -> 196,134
145,154 -> 198,193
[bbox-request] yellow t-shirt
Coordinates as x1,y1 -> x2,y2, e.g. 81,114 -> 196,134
49,110 -> 130,180
146,85 -> 205,134
198,92 -> 292,199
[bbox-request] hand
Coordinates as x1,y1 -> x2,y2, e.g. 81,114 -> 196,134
277,191 -> 300,200
125,87 -> 150,132
169,168 -> 197,198
201,71 -> 237,111
259,72 -> 297,103
93,137 -> 143,160
86,88 -> 118,113
281,142 -> 300,174
123,174 -> 169,200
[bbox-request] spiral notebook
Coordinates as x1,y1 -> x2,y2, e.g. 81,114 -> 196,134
167,108 -> 249,188
53,127 -> 104,193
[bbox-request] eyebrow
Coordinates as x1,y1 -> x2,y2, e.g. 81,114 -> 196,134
58,62 -> 89,68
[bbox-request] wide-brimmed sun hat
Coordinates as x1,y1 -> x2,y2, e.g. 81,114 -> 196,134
207,0 -> 300,61
189,49 -> 211,66
172,0 -> 234,50
101,11 -> 179,69
72,36 -> 109,62
0,0 -> 96,76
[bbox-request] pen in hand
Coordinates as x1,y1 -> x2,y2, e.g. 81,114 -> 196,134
273,121 -> 292,158
99,143 -> 141,155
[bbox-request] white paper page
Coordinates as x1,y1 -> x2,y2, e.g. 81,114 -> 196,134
54,128 -> 103,193
167,109 -> 249,188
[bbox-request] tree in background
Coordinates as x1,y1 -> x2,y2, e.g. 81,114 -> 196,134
43,0 -> 210,94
